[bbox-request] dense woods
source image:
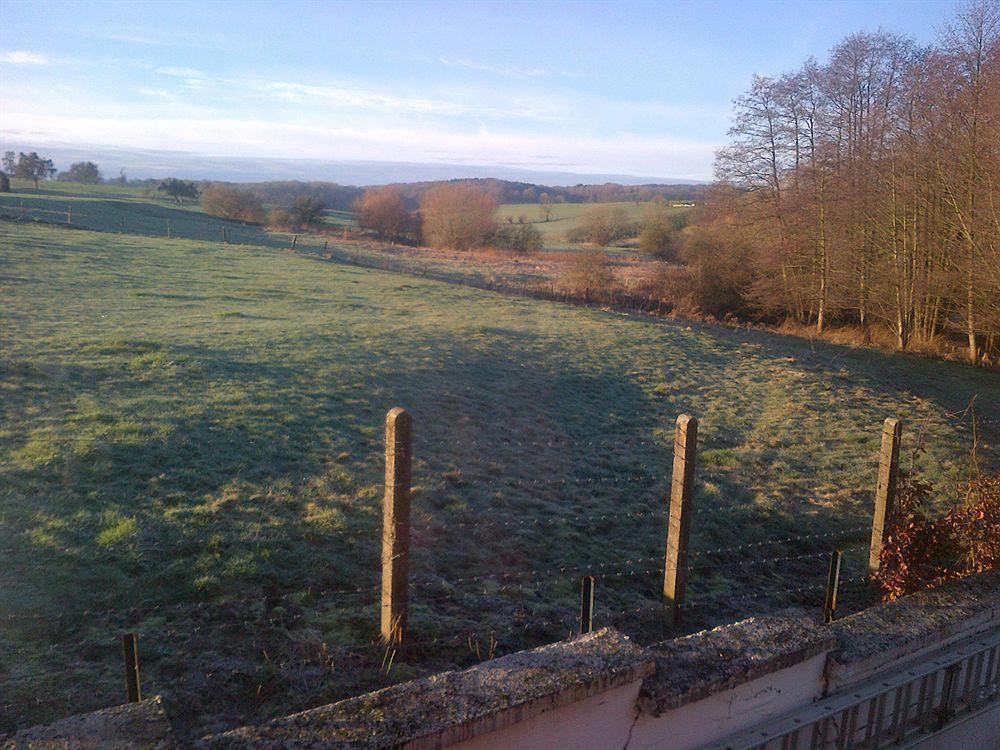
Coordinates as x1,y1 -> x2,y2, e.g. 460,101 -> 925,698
692,0 -> 1000,364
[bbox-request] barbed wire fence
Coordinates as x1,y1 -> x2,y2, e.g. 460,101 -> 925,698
1,407 -> 907,734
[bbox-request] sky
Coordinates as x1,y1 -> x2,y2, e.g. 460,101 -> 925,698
0,0 -> 957,182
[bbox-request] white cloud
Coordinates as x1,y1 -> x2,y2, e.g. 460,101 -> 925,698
155,66 -> 206,79
1,51 -> 52,66
0,110 -> 719,179
439,57 -> 553,79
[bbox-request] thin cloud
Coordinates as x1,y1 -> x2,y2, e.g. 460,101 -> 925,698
439,57 -> 553,79
1,50 -> 53,66
156,66 -> 207,79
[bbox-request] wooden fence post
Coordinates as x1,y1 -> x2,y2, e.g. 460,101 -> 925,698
868,417 -> 902,574
663,414 -> 697,628
67,207 -> 72,225
121,632 -> 141,703
823,549 -> 842,623
166,220 -> 171,238
381,407 -> 412,646
290,234 -> 298,250
579,576 -> 595,635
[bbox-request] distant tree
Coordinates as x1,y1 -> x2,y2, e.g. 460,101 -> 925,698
2,152 -> 15,174
158,178 -> 199,203
290,196 -> 327,226
112,169 -> 128,186
639,200 -> 679,260
576,204 -> 631,246
354,186 -> 413,240
57,161 -> 102,184
494,223 -> 543,254
13,152 -> 57,188
420,184 -> 497,250
0,172 -> 9,193
539,193 -> 553,222
201,184 -> 266,224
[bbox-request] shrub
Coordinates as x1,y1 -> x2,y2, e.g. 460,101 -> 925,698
354,187 -> 414,241
493,223 -> 543,254
201,184 -> 266,224
576,205 -> 631,246
639,201 -> 681,260
561,250 -> 616,295
873,472 -> 999,601
290,197 -> 327,226
0,172 -> 9,192
421,184 -> 497,250
267,209 -> 296,231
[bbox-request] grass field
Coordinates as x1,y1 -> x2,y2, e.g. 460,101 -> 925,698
1,212 -> 996,737
496,200 -> 687,249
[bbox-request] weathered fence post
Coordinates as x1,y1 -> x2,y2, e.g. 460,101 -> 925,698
290,234 -> 298,250
663,414 -> 697,628
121,632 -> 141,703
381,407 -> 412,646
166,220 -> 171,238
579,576 -> 595,635
66,207 -> 72,225
868,417 -> 902,574
323,240 -> 329,253
823,549 -> 842,623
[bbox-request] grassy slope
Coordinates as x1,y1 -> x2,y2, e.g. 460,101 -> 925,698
1,218 -> 996,736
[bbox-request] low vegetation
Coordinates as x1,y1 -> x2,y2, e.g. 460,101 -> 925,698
3,219 -> 994,738
201,184 -> 266,224
874,472 -> 999,600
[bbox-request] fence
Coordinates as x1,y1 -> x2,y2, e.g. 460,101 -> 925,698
718,627 -> 1000,750
1,408 -> 905,728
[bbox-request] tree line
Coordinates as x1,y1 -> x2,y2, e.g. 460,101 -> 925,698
683,0 -> 999,364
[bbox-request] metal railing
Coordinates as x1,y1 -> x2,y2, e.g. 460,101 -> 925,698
712,627 -> 1000,750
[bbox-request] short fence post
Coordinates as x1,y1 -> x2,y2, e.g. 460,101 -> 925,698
166,220 -> 171,238
222,227 -> 229,243
290,234 -> 298,250
67,207 -> 72,224
323,240 -> 329,253
381,407 -> 412,646
579,576 -> 595,635
663,414 -> 697,628
121,632 -> 141,703
823,549 -> 842,623
868,417 -> 902,574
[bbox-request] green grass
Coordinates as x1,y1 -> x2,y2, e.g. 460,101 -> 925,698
496,200 -> 687,250
1,218 -> 996,738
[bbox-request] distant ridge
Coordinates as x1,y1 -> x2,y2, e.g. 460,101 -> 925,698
0,142 -> 710,187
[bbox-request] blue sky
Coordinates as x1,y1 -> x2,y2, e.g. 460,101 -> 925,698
1,0 -> 954,180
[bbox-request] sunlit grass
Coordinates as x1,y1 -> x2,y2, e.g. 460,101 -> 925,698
0,219 -> 994,738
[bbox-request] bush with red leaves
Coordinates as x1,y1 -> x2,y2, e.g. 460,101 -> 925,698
873,473 -> 999,601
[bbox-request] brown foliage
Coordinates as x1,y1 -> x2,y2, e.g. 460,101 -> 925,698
354,187 -> 414,241
201,184 -> 266,224
560,250 -> 616,294
420,184 -> 497,250
874,472 -> 999,601
571,204 -> 632,246
701,2 -> 1000,363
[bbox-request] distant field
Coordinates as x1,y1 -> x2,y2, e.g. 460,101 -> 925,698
2,219 -> 994,737
496,200 -> 688,249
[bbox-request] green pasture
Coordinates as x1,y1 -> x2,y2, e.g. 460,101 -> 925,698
0,215 -> 995,738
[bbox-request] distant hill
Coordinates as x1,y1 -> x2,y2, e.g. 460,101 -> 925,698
0,142 -> 709,188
